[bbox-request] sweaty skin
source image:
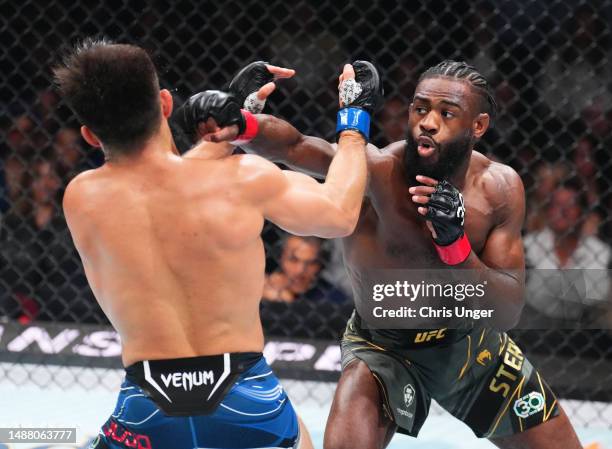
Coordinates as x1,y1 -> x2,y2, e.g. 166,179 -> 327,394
244,77 -> 526,330
237,76 -> 582,449
63,86 -> 367,368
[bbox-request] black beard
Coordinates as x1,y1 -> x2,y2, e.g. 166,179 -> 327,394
403,129 -> 473,181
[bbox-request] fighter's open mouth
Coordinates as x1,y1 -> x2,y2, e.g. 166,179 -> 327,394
417,136 -> 437,157
417,136 -> 436,149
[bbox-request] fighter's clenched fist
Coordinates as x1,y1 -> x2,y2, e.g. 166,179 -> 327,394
336,60 -> 383,141
410,176 -> 471,265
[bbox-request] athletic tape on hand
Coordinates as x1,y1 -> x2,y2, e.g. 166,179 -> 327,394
243,92 -> 266,114
339,79 -> 363,107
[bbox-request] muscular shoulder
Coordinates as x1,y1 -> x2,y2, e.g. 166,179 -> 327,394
356,140 -> 405,196
63,168 -> 106,216
471,152 -> 525,226
366,140 -> 404,172
229,153 -> 288,201
231,153 -> 282,182
330,141 -> 396,170
62,168 -> 115,245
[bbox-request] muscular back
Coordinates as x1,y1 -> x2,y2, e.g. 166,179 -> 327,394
64,153 -> 269,366
65,125 -> 367,366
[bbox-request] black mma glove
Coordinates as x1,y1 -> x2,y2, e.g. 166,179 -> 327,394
173,90 -> 259,147
336,60 -> 384,141
176,90 -> 244,136
228,61 -> 274,113
426,180 -> 471,265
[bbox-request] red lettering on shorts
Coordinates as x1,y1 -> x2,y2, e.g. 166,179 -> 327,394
103,419 -> 152,449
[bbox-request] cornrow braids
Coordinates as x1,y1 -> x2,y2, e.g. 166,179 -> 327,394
418,60 -> 497,125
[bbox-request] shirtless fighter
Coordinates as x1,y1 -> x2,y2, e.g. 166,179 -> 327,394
54,39 -> 381,448
182,60 -> 582,448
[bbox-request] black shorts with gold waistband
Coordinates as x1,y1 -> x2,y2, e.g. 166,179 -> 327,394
341,311 -> 559,439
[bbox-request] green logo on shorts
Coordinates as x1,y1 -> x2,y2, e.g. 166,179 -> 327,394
513,392 -> 545,418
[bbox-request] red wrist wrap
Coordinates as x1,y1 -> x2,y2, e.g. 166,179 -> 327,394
230,110 -> 259,146
435,233 -> 472,265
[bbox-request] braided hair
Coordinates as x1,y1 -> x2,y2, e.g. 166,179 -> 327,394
418,60 -> 497,125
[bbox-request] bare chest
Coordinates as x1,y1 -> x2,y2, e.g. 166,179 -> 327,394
343,174 -> 495,271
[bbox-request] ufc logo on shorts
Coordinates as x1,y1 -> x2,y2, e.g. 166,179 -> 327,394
414,329 -> 446,343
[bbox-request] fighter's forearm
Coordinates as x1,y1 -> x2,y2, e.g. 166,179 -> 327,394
321,130 -> 367,229
462,253 -> 525,331
242,114 -> 334,178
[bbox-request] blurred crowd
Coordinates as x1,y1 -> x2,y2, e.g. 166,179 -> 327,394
0,89 -> 103,324
1,85 -> 610,332
1,1 -> 611,336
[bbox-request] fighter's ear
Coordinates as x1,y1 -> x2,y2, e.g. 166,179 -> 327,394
473,113 -> 490,140
160,89 -> 173,118
81,125 -> 101,147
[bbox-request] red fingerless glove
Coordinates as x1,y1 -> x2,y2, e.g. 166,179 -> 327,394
434,233 -> 472,265
230,110 -> 259,146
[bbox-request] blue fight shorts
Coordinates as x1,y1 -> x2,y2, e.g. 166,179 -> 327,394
89,353 -> 300,449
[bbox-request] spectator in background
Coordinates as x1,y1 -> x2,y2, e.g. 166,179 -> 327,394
0,119 -> 101,324
5,115 -> 35,155
523,179 -> 611,322
53,127 -> 83,181
1,151 -> 34,217
1,159 -> 61,322
0,158 -> 83,323
601,185 -> 612,246
379,96 -> 409,143
263,235 -> 347,303
33,88 -> 60,133
524,161 -> 568,233
581,99 -> 612,141
29,159 -> 61,229
2,114 -> 39,214
572,135 -> 603,236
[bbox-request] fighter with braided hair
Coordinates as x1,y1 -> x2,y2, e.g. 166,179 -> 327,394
177,60 -> 581,449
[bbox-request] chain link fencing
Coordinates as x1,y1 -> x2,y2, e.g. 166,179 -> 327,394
1,0 -> 611,429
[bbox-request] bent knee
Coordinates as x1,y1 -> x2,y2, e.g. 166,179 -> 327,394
342,359 -> 380,393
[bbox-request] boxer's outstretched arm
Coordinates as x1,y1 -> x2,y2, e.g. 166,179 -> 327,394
242,114 -> 336,178
182,61 -> 382,179
246,130 -> 366,238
